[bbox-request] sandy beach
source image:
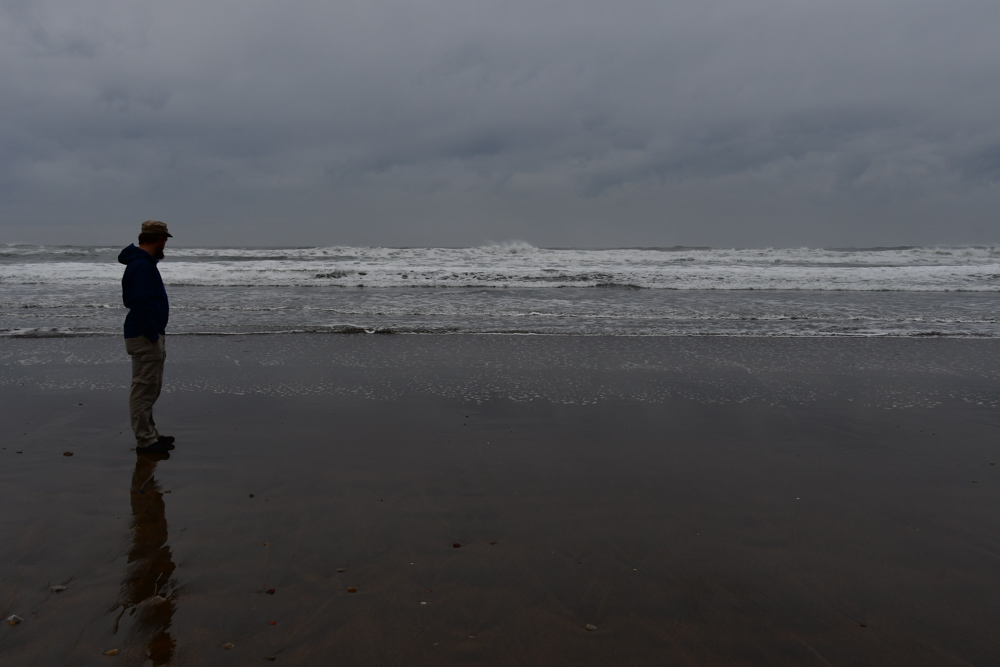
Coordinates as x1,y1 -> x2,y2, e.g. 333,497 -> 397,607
1,334 -> 999,665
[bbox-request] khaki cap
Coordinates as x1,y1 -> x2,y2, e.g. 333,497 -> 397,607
141,220 -> 173,237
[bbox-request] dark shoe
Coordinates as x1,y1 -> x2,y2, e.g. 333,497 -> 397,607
158,435 -> 175,447
137,440 -> 171,454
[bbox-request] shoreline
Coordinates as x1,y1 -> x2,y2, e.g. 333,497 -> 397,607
4,329 -> 1000,338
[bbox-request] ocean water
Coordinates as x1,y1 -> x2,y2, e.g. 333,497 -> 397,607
1,243 -> 999,337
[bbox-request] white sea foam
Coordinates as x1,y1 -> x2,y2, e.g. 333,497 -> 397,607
2,244 -> 999,337
1,244 -> 999,291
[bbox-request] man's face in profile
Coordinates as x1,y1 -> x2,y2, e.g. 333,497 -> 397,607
153,237 -> 167,260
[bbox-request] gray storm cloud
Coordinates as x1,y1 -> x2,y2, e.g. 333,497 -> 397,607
1,0 -> 998,246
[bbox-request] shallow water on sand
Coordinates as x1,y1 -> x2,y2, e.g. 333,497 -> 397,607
1,336 -> 999,665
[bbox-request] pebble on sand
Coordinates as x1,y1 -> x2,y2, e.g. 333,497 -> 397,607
103,649 -> 120,656
347,587 -> 357,593
50,585 -> 68,593
223,643 -> 236,650
453,543 -> 461,548
266,588 -> 276,595
585,624 -> 598,632
6,614 -> 23,625
63,451 -> 73,457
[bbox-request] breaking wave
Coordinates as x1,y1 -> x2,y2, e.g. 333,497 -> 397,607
1,243 -> 999,291
2,244 -> 998,338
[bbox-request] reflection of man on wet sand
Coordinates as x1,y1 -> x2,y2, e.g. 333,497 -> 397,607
112,452 -> 177,665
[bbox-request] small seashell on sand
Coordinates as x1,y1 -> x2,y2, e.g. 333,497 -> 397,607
223,642 -> 236,650
103,648 -> 120,656
585,624 -> 598,631
7,614 -> 23,625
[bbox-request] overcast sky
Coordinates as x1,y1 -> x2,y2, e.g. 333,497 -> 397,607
1,0 -> 998,248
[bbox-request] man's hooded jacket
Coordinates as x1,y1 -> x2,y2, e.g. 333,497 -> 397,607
118,244 -> 169,341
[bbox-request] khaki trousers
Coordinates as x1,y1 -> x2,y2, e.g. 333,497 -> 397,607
125,335 -> 166,446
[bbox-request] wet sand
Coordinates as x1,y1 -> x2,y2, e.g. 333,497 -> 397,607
1,335 -> 999,665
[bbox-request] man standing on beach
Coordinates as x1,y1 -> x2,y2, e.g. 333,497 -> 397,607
119,221 -> 175,454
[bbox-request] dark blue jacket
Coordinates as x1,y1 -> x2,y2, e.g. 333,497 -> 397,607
119,244 -> 169,341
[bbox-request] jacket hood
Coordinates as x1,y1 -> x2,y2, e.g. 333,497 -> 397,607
118,244 -> 154,265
